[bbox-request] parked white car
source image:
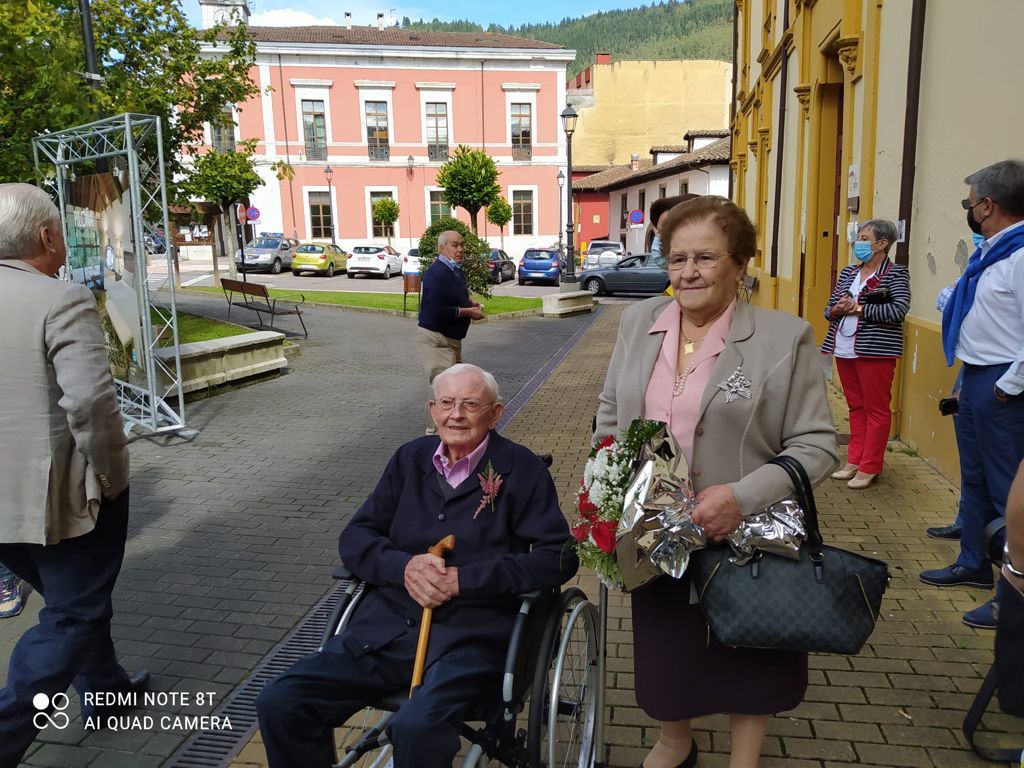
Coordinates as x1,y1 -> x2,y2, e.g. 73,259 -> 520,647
347,245 -> 402,279
402,248 -> 421,274
582,240 -> 625,270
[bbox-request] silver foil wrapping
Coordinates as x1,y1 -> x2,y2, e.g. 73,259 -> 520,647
615,421 -> 804,590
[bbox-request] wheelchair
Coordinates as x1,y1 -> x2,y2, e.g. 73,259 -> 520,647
318,562 -> 600,768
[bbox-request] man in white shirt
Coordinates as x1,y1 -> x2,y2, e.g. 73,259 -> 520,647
921,160 -> 1024,630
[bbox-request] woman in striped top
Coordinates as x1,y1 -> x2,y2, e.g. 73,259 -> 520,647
821,219 -> 911,489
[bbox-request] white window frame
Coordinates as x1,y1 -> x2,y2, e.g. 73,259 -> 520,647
205,104 -> 239,148
303,186 -> 338,242
509,185 -> 538,237
416,83 -> 455,149
504,91 -> 538,148
294,85 -> 333,154
358,87 -> 395,147
424,186 -> 453,226
365,186 -> 400,240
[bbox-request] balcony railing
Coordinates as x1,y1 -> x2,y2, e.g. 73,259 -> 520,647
427,143 -> 449,161
305,142 -> 327,161
368,143 -> 391,161
511,143 -> 533,161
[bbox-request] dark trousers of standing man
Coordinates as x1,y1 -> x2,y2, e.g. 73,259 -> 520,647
955,365 -> 1024,571
256,629 -> 500,768
0,490 -> 132,768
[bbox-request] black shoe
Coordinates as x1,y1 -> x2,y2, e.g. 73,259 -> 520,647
926,523 -> 962,540
919,564 -> 994,588
84,670 -> 151,730
641,739 -> 699,768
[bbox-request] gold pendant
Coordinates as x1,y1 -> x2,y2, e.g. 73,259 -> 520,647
683,342 -> 695,355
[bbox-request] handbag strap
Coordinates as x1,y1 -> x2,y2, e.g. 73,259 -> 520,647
766,455 -> 824,552
962,664 -> 1023,764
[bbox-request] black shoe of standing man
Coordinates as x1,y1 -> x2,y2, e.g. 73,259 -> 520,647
83,670 -> 151,731
926,523 -> 961,540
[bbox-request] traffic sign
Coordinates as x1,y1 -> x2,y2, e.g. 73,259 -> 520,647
236,203 -> 247,225
628,209 -> 644,225
246,206 -> 260,222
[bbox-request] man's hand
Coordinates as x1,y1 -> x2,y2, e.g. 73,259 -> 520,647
404,554 -> 459,609
692,485 -> 743,541
461,305 -> 484,321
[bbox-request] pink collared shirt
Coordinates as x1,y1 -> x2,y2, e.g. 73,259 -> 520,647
432,433 -> 491,488
643,300 -> 737,466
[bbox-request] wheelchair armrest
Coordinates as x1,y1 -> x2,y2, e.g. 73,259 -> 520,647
501,590 -> 549,706
332,563 -> 354,580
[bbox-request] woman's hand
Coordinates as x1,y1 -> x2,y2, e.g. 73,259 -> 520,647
829,296 -> 856,318
692,485 -> 743,540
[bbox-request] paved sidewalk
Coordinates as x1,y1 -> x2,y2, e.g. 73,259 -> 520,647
5,298 -> 1022,767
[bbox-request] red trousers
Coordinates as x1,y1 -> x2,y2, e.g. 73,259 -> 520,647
835,356 -> 897,475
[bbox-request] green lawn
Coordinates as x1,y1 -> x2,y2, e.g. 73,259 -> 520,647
152,309 -> 251,345
190,286 -> 542,315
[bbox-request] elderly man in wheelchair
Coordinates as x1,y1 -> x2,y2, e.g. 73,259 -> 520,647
256,364 -> 583,768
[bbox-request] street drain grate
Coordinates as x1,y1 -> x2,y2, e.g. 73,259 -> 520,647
166,583 -> 345,767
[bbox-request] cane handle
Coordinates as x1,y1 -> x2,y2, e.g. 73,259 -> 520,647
409,535 -> 456,696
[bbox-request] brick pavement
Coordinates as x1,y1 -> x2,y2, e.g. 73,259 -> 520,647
5,296 -> 1021,766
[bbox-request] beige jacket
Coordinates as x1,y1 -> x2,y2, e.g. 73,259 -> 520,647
595,297 -> 837,515
0,261 -> 129,544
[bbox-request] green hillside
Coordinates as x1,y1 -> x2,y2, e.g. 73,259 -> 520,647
402,0 -> 733,76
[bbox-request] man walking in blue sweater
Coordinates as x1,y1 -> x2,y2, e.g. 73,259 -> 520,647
418,230 -> 484,432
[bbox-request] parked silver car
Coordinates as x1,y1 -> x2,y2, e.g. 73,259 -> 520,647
234,235 -> 299,274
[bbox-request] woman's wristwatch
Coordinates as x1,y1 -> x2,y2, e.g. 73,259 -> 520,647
854,304 -> 864,318
1005,542 -> 1024,578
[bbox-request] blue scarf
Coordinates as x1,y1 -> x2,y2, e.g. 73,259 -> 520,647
941,225 -> 1024,365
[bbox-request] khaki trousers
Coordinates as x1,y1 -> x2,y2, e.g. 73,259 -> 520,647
419,328 -> 463,433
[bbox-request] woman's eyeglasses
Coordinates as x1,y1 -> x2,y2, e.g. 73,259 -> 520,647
432,397 -> 494,412
667,252 -> 727,271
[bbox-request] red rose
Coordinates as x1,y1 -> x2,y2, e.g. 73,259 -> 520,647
577,490 -> 599,518
571,522 -> 590,543
591,520 -> 617,554
598,435 -> 615,449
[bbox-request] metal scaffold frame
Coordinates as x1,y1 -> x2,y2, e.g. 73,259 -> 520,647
33,113 -> 186,437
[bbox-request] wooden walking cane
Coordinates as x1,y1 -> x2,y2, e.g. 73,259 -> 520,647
409,534 -> 456,697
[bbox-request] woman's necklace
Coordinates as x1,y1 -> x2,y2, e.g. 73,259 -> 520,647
674,325 -> 708,395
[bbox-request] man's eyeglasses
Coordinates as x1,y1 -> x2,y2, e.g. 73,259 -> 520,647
961,197 -> 987,211
432,397 -> 494,412
667,252 -> 728,271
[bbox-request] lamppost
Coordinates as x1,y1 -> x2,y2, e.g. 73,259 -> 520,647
560,105 -> 578,290
556,169 -> 565,259
323,164 -> 336,245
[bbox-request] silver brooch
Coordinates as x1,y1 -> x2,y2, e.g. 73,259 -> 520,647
717,367 -> 752,403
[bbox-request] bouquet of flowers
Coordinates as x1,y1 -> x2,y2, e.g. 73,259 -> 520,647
571,419 -> 663,588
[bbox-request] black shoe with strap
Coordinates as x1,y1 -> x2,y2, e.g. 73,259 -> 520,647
641,739 -> 699,768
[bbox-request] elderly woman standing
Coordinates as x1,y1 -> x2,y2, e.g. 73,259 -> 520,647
821,220 -> 911,489
595,197 -> 837,768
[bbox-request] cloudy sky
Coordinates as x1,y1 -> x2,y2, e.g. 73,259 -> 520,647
184,0 -> 642,30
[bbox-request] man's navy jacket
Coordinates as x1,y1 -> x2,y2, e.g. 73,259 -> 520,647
418,259 -> 472,340
338,431 -> 578,667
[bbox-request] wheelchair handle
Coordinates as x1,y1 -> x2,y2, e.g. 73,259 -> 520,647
410,535 -> 457,697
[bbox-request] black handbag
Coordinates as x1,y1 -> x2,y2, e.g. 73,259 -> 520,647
689,455 -> 890,655
859,286 -> 891,304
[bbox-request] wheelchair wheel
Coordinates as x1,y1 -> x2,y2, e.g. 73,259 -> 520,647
526,587 -> 599,768
333,708 -> 394,768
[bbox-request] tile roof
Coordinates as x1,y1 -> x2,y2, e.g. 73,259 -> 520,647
649,145 -> 689,154
683,129 -> 730,139
572,159 -> 654,191
573,164 -> 616,174
577,137 -> 731,192
234,25 -> 564,49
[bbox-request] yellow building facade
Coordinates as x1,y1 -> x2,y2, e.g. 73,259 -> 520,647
570,59 -> 732,166
732,0 -> 1024,481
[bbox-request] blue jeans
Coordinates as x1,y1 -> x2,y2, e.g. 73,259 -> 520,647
954,365 -> 1024,571
0,490 -> 132,768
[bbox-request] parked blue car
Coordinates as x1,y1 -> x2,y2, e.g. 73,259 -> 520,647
518,248 -> 561,286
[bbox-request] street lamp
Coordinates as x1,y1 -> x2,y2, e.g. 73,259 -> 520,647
324,164 -> 336,245
560,105 -> 578,289
556,169 -> 565,259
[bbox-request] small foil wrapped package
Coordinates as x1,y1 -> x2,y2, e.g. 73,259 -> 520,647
615,423 -> 703,591
726,498 -> 805,565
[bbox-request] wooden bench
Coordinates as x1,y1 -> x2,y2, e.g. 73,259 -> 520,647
220,278 -> 307,338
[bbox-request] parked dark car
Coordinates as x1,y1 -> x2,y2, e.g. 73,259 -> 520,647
580,253 -> 669,296
518,248 -> 561,286
488,249 -> 516,283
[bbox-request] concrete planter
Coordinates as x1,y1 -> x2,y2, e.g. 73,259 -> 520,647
541,291 -> 594,317
155,331 -> 288,394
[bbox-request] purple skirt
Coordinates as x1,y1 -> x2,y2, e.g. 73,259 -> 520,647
631,574 -> 808,720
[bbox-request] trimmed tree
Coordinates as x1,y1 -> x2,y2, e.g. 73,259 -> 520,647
418,216 -> 493,299
372,197 -> 401,245
435,145 -> 501,234
486,196 -> 512,248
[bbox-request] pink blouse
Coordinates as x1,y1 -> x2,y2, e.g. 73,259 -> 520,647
642,300 -> 737,466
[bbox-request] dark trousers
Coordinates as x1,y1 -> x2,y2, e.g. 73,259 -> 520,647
955,365 -> 1024,571
0,490 -> 132,768
256,629 -> 501,768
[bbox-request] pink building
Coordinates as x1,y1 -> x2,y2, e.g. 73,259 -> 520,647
197,1 -> 575,257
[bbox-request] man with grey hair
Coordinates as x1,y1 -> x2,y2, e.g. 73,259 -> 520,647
921,160 -> 1024,629
0,183 -> 147,764
417,230 -> 484,433
257,363 -> 577,768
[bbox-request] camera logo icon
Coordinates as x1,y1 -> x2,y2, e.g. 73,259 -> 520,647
32,692 -> 70,730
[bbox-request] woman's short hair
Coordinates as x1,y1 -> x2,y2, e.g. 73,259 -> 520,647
431,363 -> 501,403
859,219 -> 897,250
659,196 -> 757,267
649,193 -> 700,229
0,183 -> 61,261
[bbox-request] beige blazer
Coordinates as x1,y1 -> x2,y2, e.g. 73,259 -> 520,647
0,261 -> 129,544
595,297 -> 838,516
